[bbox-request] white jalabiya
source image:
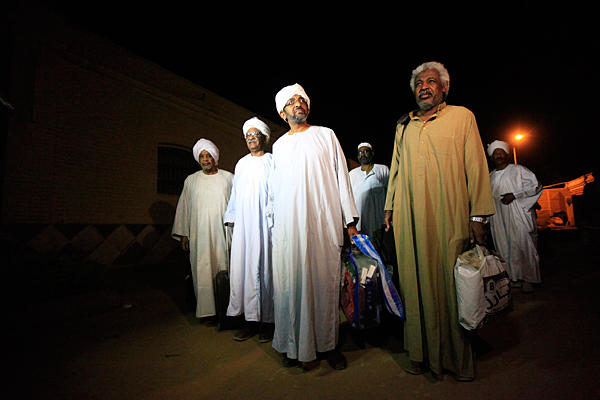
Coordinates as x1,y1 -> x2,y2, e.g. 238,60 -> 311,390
223,153 -> 274,322
172,169 -> 234,317
269,126 -> 358,362
349,164 -> 389,238
489,164 -> 543,283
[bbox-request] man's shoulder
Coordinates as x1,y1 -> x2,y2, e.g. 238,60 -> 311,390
445,105 -> 475,118
238,152 -> 272,165
314,125 -> 335,136
236,153 -> 252,164
273,133 -> 288,145
219,169 -> 234,178
510,163 -> 536,175
186,170 -> 203,180
233,155 -> 249,173
374,163 -> 390,171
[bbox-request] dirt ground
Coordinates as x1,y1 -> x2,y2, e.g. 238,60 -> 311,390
9,229 -> 600,400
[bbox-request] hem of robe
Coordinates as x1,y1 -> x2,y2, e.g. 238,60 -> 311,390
196,312 -> 216,318
245,317 -> 274,323
225,310 -> 274,324
272,343 -> 337,363
406,352 -> 475,379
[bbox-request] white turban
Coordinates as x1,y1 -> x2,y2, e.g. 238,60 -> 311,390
357,142 -> 372,150
242,117 -> 270,139
275,83 -> 310,113
193,138 -> 219,165
487,140 -> 510,156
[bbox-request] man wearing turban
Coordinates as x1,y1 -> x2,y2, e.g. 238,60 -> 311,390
268,83 -> 359,371
487,140 -> 543,293
224,117 -> 275,342
172,139 -> 234,318
349,142 -> 390,238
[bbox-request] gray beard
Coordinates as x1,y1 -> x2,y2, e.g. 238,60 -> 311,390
289,113 -> 308,124
416,98 -> 435,112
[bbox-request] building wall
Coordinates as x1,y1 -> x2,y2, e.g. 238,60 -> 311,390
2,6 -> 285,269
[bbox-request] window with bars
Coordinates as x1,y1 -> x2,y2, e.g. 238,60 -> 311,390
157,144 -> 199,195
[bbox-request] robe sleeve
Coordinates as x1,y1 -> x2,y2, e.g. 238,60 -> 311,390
514,165 -> 543,211
171,177 -> 191,240
384,123 -> 403,211
463,111 -> 495,217
266,159 -> 275,229
381,165 -> 390,187
223,173 -> 238,225
332,130 -> 359,226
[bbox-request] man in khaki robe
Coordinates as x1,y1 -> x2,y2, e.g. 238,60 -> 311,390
384,62 -> 494,381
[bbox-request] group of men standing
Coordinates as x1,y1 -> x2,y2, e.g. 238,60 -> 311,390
171,61 -> 543,381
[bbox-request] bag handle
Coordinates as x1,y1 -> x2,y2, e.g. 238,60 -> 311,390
347,247 -> 362,328
474,244 -> 485,260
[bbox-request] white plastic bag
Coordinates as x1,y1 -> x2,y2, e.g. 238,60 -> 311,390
481,251 -> 511,319
454,245 -> 511,330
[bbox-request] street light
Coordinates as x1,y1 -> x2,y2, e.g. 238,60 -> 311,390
513,133 -> 524,164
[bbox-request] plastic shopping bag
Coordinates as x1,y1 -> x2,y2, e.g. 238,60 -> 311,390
341,249 -> 381,329
454,245 -> 511,330
341,234 -> 405,329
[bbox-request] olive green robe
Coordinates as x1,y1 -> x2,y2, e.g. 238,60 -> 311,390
384,103 -> 495,378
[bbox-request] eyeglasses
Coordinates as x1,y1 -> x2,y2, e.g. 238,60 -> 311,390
285,97 -> 308,107
358,149 -> 373,155
245,132 -> 264,140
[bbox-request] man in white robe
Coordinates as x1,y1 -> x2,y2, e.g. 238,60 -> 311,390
224,117 -> 274,342
349,142 -> 389,238
172,139 -> 234,318
488,140 -> 543,292
269,84 -> 359,371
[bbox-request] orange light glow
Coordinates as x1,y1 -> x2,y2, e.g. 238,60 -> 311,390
514,134 -> 524,141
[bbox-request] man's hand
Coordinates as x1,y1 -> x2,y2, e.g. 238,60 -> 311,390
501,193 -> 516,205
181,236 -> 189,252
384,210 -> 393,232
469,221 -> 488,244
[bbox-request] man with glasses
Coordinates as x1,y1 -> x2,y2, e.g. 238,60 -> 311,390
268,83 -> 359,371
224,117 -> 275,342
349,142 -> 389,238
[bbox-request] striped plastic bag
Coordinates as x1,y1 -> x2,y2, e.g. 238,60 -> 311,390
349,234 -> 405,320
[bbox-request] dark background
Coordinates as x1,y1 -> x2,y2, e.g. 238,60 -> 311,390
11,2 -> 598,186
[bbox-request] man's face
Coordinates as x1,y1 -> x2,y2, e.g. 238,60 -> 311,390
414,69 -> 447,112
280,94 -> 309,124
245,128 -> 266,152
491,148 -> 510,168
357,146 -> 374,165
198,150 -> 217,172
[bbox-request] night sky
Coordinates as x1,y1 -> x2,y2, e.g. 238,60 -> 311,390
32,2 -> 596,186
